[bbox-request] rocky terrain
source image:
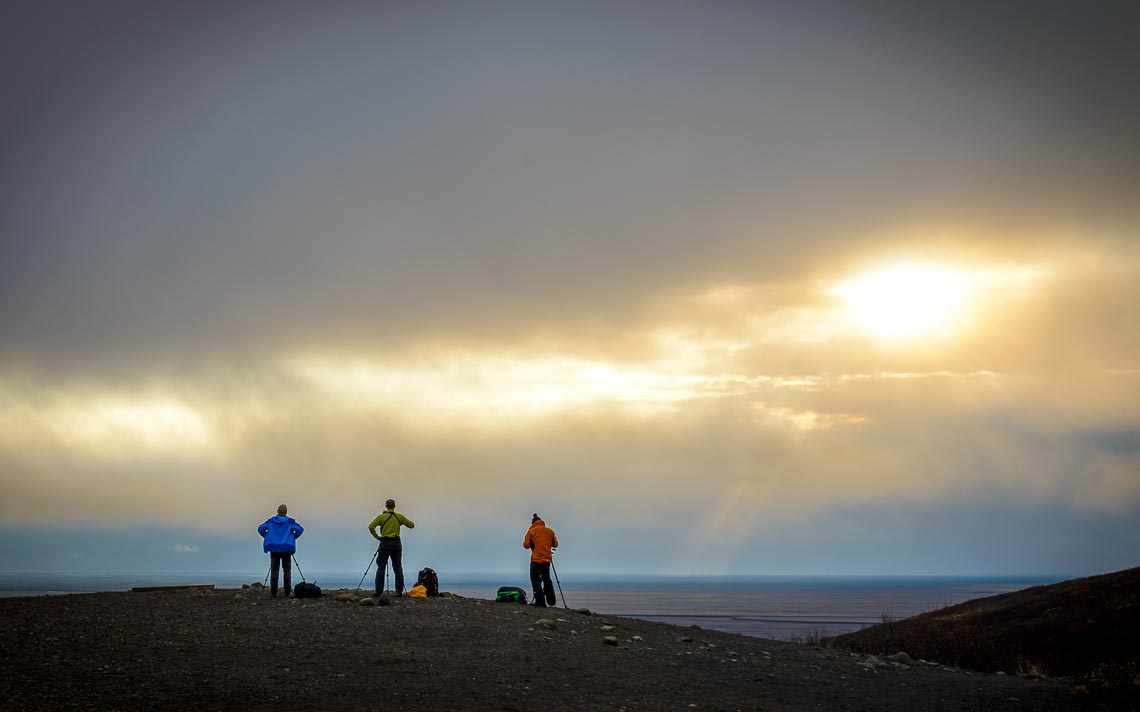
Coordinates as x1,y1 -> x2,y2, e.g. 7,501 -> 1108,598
1,585 -> 1104,711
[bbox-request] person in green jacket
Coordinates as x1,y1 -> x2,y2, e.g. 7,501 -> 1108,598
368,499 -> 415,596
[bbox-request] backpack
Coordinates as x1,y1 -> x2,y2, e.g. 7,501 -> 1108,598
495,586 -> 528,604
293,582 -> 322,599
416,567 -> 440,597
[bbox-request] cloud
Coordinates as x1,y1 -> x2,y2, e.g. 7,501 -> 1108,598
173,544 -> 200,554
0,2 -> 1137,575
3,3 -> 1139,370
1,244 -> 1137,534
2,361 -> 1137,536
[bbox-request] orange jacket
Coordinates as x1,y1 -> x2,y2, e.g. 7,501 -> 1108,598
523,519 -> 559,563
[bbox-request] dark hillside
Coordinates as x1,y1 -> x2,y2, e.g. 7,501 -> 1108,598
827,566 -> 1140,703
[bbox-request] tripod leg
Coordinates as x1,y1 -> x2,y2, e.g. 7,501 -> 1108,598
355,552 -> 376,591
551,559 -> 568,609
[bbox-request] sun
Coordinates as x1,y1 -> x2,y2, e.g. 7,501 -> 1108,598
832,264 -> 973,339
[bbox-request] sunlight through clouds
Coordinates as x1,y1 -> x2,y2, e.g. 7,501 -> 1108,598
283,351 -> 915,430
830,262 -> 1051,341
286,354 -> 736,422
33,397 -> 214,457
68,399 -> 209,441
833,264 -> 972,338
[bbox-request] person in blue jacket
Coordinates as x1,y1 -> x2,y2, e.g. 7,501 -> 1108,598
258,504 -> 304,597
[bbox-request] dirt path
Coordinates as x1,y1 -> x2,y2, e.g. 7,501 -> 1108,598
1,588 -> 1097,711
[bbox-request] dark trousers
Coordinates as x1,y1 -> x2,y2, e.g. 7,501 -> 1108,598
376,539 -> 404,594
530,561 -> 556,606
269,551 -> 292,597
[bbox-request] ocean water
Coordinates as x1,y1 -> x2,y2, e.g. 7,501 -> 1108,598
0,571 -> 1052,639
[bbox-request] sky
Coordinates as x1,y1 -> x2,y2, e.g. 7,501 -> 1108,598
1,1 -> 1138,578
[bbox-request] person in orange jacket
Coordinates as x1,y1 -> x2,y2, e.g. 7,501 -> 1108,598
523,513 -> 559,607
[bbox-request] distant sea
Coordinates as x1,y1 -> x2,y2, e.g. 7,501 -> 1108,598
0,572 -> 1055,639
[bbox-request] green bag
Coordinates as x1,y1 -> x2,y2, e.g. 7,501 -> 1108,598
495,586 -> 527,604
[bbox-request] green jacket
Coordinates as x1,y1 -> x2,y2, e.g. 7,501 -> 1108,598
368,509 -> 415,540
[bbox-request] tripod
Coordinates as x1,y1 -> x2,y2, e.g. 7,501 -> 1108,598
550,556 -> 569,609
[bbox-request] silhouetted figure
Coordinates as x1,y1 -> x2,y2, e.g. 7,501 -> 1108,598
258,504 -> 304,597
524,513 -> 559,607
368,498 -> 415,596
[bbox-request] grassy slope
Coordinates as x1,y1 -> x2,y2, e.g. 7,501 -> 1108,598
825,566 -> 1140,691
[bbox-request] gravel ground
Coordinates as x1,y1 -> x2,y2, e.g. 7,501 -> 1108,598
0,587 -> 1101,711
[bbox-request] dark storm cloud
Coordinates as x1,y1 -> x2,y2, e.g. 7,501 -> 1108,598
871,0 -> 1140,167
2,0 -> 1138,369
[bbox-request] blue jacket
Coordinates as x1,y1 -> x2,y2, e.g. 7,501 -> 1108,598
258,515 -> 304,553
